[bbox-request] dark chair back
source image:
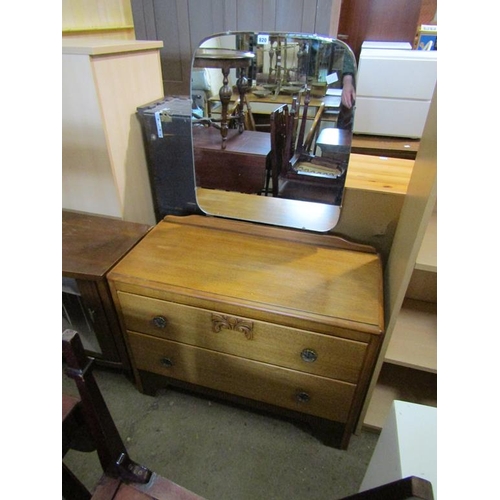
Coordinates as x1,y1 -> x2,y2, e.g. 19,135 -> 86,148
295,89 -> 311,155
62,329 -> 204,499
268,103 -> 290,197
286,96 -> 299,157
294,88 -> 325,158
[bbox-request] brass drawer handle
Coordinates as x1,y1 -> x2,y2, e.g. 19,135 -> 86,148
152,315 -> 167,328
211,313 -> 254,340
296,391 -> 311,403
300,348 -> 318,363
160,357 -> 174,367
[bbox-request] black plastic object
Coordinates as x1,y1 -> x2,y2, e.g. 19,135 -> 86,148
137,96 -> 201,222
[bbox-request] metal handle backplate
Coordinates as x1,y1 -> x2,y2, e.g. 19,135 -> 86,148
300,348 -> 318,363
296,391 -> 311,403
152,316 -> 167,328
160,357 -> 174,367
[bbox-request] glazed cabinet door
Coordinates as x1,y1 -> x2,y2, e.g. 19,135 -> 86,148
62,278 -> 129,369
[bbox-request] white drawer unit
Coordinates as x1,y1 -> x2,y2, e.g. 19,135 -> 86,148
353,42 -> 437,138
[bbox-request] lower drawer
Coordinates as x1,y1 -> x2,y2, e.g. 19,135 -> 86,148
128,332 -> 356,423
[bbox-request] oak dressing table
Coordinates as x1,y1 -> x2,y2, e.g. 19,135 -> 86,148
107,215 -> 384,449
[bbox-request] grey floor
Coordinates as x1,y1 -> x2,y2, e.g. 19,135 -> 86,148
63,366 -> 379,500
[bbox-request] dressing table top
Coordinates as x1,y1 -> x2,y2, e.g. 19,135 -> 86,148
108,215 -> 384,336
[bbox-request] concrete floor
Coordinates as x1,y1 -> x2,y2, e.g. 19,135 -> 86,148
63,366 -> 379,500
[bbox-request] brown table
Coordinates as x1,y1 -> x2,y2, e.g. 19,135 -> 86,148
351,134 -> 420,160
193,126 -> 271,194
62,210 -> 151,370
194,48 -> 254,147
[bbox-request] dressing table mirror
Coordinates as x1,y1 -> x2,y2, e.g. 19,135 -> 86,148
191,32 -> 356,232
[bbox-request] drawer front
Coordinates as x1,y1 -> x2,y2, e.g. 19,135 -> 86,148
118,291 -> 367,383
129,332 -> 356,423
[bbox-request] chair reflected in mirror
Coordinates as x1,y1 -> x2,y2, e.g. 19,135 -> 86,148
293,90 -> 324,158
268,89 -> 348,205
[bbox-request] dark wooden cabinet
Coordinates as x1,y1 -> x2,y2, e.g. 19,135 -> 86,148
62,211 -> 151,370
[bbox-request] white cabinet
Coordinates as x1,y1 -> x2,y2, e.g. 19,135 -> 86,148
360,401 -> 437,496
62,39 -> 164,225
353,43 -> 437,138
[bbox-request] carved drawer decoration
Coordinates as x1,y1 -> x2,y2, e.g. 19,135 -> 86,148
211,313 -> 254,339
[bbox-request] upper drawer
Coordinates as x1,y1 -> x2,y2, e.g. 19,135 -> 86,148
117,292 -> 367,384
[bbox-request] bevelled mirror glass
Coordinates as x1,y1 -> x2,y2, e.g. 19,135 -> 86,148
191,32 -> 356,232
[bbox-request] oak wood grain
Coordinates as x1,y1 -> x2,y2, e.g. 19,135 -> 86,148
62,210 -> 151,279
129,332 -> 356,423
108,216 -> 383,331
107,215 -> 384,449
118,291 -> 367,383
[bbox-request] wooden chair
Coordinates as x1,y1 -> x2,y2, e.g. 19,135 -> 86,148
294,89 -> 325,157
62,329 -> 205,500
268,101 -> 345,205
340,476 -> 434,500
278,91 -> 323,162
286,96 -> 299,157
63,394 -> 95,500
267,103 -> 289,197
304,102 -> 325,154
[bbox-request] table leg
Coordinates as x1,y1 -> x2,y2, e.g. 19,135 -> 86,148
236,69 -> 249,133
219,67 -> 232,149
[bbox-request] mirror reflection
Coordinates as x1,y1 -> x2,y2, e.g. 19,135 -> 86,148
191,32 -> 356,232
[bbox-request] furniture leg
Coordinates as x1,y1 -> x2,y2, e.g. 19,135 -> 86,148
218,67 -> 232,149
236,68 -> 249,133
63,463 -> 92,500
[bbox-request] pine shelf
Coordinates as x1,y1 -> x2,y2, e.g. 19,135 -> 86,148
415,211 -> 436,272
363,364 -> 437,430
384,298 -> 437,373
